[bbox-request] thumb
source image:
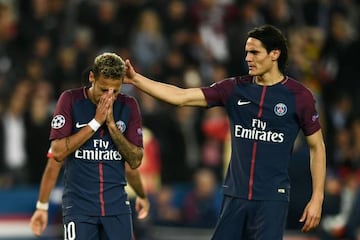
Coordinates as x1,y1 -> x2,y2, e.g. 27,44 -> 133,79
137,208 -> 148,219
299,211 -> 306,222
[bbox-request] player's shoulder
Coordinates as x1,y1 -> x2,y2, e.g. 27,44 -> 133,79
213,75 -> 252,87
58,87 -> 87,102
60,87 -> 86,98
116,92 -> 139,105
282,76 -> 314,97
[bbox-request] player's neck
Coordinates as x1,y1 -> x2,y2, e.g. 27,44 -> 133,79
254,71 -> 284,86
87,87 -> 97,105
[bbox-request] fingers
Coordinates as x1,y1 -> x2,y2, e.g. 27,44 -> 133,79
96,91 -> 114,124
301,216 -> 320,232
31,221 -> 45,236
300,210 -> 321,232
124,59 -> 136,82
135,198 -> 150,220
30,212 -> 47,237
137,208 -> 148,219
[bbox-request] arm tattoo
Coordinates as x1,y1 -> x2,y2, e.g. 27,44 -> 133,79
65,137 -> 70,152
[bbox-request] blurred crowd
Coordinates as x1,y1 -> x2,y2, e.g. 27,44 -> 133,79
0,0 -> 360,239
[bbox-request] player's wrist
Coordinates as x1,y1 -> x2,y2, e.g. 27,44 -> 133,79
137,193 -> 147,199
88,119 -> 101,132
36,201 -> 49,211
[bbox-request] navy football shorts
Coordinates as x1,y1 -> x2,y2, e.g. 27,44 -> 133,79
211,195 -> 289,240
63,214 -> 133,240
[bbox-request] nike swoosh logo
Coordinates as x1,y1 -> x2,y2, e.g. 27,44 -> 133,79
237,100 -> 251,106
75,122 -> 88,128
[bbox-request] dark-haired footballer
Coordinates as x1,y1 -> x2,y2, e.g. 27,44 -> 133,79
124,25 -> 326,239
30,52 -> 149,240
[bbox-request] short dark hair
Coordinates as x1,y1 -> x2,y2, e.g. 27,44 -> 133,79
248,25 -> 288,74
92,52 -> 125,80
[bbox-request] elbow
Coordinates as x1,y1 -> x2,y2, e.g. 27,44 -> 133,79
51,150 -> 66,163
129,149 -> 143,169
51,141 -> 66,163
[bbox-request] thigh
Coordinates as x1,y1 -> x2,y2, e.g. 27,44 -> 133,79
211,196 -> 248,240
63,215 -> 99,240
249,201 -> 289,240
100,214 -> 133,240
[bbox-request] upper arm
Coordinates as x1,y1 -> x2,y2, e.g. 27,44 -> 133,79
180,88 -> 207,107
306,129 -> 325,152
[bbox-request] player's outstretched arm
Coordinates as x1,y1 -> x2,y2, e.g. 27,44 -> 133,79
125,163 -> 150,219
124,59 -> 207,107
300,129 -> 326,232
30,155 -> 63,236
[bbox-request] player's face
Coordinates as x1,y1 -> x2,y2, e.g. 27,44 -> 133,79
245,37 -> 274,76
90,73 -> 122,104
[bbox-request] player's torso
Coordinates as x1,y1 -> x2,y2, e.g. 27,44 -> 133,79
224,77 -> 300,201
61,88 -> 131,216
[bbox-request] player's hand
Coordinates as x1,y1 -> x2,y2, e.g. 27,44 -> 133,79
124,59 -> 137,84
105,88 -> 116,125
135,196 -> 150,220
299,198 -> 323,232
95,90 -> 114,124
29,210 -> 48,236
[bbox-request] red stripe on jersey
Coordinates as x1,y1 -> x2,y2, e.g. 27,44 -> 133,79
257,86 -> 267,118
248,86 -> 267,200
99,162 -> 105,216
248,142 -> 258,200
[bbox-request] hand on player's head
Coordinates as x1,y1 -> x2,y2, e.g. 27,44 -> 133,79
124,59 -> 136,84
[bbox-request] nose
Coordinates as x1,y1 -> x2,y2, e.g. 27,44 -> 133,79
245,53 -> 251,62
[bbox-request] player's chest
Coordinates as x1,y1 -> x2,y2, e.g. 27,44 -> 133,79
71,101 -> 131,131
228,85 -> 297,129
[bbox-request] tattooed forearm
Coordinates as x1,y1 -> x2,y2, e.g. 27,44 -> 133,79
108,124 -> 143,169
65,137 -> 70,152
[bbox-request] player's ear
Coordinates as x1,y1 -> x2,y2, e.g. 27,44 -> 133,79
270,49 -> 281,61
89,71 -> 95,84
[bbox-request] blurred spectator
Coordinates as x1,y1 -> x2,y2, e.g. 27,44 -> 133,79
0,79 -> 32,187
126,127 -> 161,240
319,167 -> 359,239
126,127 -> 162,197
160,0 -> 191,49
263,0 -> 296,34
25,81 -> 54,185
52,46 -> 81,97
181,167 -> 221,228
188,0 -> 237,63
349,116 -> 360,168
16,0 -> 66,52
131,8 -> 168,76
226,1 -> 264,76
321,10 -> 360,107
26,34 -> 56,82
152,185 -> 182,226
200,107 -> 229,180
0,2 -> 21,95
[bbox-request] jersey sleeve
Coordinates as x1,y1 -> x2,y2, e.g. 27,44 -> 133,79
201,78 -> 236,107
125,97 -> 143,148
49,90 -> 74,140
296,89 -> 321,136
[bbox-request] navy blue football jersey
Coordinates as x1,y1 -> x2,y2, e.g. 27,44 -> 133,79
50,87 -> 143,216
201,76 -> 321,202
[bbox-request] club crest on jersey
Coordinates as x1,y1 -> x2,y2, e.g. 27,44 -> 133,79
51,115 -> 65,129
312,112 -> 319,122
274,103 -> 287,116
116,120 -> 126,133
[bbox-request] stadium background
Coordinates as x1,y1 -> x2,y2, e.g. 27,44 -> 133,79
0,0 -> 360,239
